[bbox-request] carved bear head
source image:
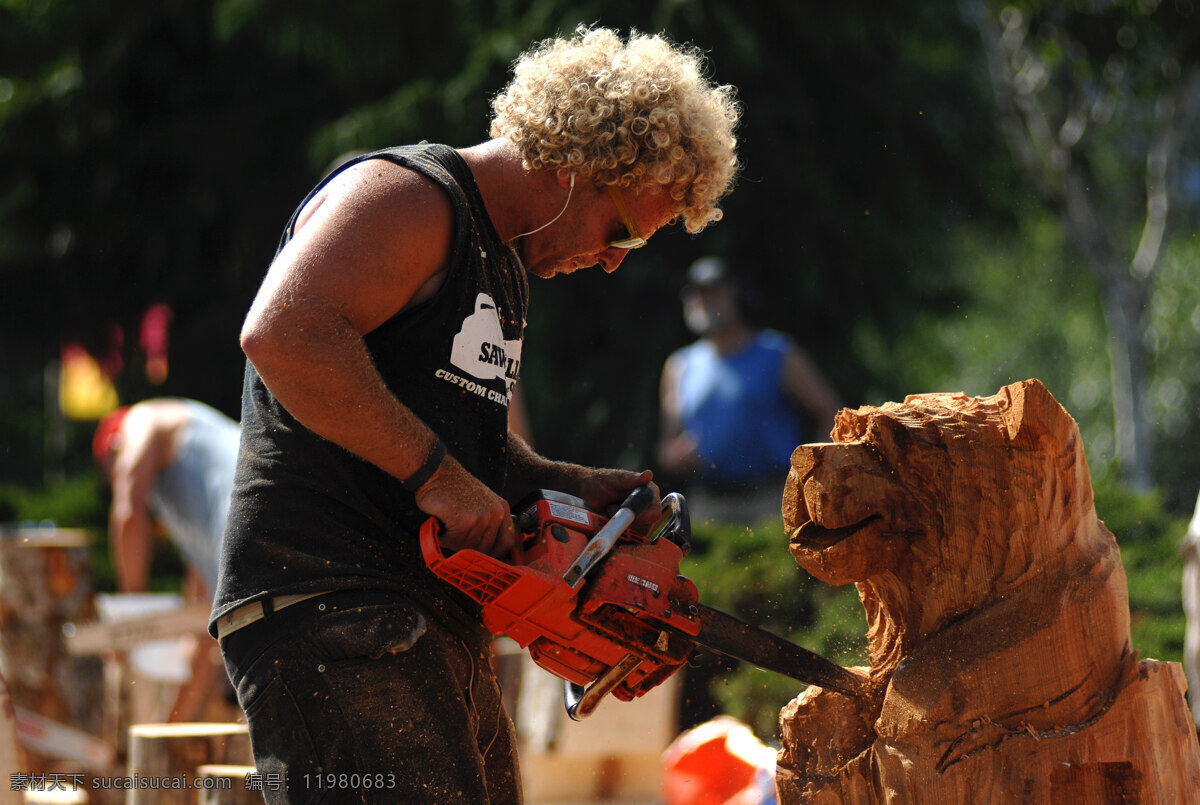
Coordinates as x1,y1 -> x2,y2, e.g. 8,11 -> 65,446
783,379 -> 1122,654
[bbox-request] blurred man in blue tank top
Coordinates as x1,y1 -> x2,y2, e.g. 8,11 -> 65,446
658,257 -> 841,525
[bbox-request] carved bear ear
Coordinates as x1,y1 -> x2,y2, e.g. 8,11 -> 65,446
998,378 -> 1067,444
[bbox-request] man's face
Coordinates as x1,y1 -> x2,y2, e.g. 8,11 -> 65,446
520,183 -> 678,279
682,284 -> 736,336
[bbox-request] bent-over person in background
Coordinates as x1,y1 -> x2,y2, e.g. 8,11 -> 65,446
94,398 -> 239,721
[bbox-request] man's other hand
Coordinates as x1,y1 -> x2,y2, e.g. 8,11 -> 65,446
415,456 -> 516,558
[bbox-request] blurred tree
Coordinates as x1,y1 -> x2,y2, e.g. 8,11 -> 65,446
975,0 -> 1200,492
0,0 -> 331,479
19,0 -> 1195,507
0,0 -> 1009,490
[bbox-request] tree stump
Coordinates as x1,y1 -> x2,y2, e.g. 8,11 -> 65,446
125,723 -> 252,805
196,765 -> 260,805
0,669 -> 23,805
21,790 -> 88,804
0,527 -> 104,768
776,379 -> 1200,803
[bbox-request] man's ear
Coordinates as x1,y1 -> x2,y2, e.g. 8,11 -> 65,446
555,169 -> 575,190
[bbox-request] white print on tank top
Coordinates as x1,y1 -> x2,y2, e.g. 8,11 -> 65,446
440,292 -> 521,405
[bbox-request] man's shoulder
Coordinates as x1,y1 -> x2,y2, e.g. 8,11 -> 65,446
350,143 -> 467,189
668,339 -> 714,364
315,157 -> 457,239
339,145 -> 476,229
752,329 -> 793,350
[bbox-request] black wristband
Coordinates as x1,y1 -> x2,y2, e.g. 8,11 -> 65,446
401,439 -> 446,493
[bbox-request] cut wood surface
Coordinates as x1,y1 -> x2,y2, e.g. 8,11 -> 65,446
125,723 -> 251,805
196,765 -> 260,805
776,379 -> 1200,803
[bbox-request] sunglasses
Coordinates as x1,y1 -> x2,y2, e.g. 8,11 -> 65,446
605,185 -> 647,250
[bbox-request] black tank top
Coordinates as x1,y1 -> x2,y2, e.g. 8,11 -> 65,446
210,143 -> 528,632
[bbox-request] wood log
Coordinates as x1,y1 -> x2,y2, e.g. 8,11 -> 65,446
195,765 -> 260,805
64,606 -> 211,655
124,723 -> 251,805
0,668 -> 23,805
0,527 -> 104,769
518,657 -> 680,804
79,595 -> 237,748
14,707 -> 115,769
21,792 -> 88,804
776,379 -> 1200,803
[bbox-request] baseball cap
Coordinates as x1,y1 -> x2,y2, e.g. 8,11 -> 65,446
685,256 -> 733,288
93,406 -> 131,465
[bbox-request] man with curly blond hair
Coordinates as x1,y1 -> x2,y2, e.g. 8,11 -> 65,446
490,26 -> 739,236
211,25 -> 739,804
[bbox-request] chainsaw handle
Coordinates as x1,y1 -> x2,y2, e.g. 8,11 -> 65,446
563,681 -> 587,720
563,654 -> 644,720
562,484 -> 655,589
647,492 -> 691,554
616,484 -> 657,520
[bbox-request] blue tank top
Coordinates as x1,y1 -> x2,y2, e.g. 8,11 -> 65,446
672,330 -> 802,485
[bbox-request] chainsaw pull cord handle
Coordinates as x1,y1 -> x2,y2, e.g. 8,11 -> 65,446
561,484 -> 656,590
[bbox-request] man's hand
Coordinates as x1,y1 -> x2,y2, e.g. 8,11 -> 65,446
414,455 -> 517,558
573,469 -> 662,528
503,434 -> 663,529
658,432 -> 701,475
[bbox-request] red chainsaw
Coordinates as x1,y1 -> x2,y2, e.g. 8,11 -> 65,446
420,486 -> 860,719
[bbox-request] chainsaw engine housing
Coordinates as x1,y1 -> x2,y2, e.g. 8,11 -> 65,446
420,490 -> 700,702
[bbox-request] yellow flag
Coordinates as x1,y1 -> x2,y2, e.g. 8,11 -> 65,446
59,344 -> 119,420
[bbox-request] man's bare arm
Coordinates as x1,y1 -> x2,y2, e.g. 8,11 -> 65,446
781,345 -> 842,438
656,353 -> 701,475
108,410 -> 168,592
240,160 -> 515,554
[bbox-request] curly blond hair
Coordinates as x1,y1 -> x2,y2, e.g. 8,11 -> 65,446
490,26 -> 741,233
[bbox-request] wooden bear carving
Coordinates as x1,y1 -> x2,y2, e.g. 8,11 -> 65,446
776,379 -> 1200,803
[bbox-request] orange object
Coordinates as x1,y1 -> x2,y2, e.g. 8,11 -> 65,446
420,490 -> 700,706
662,717 -> 776,805
139,303 -> 173,384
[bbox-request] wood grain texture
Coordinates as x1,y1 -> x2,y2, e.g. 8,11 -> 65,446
776,379 -> 1200,803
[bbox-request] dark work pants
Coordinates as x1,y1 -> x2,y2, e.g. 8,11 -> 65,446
220,590 -> 523,804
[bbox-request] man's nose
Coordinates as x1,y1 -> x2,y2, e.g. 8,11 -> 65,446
789,442 -> 841,481
601,250 -> 628,274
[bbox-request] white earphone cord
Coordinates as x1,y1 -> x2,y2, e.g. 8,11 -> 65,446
510,173 -> 575,241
